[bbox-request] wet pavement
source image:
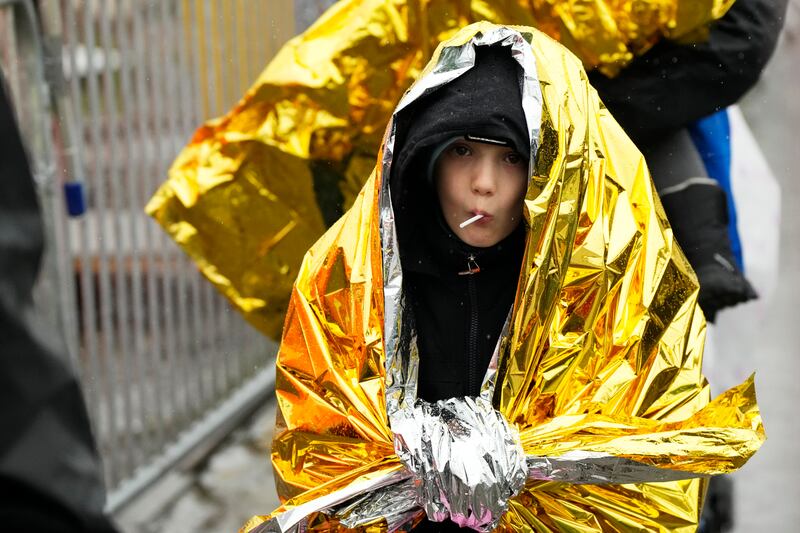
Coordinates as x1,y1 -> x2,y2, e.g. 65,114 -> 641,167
117,400 -> 279,532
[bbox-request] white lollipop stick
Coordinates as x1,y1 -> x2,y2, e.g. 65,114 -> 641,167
459,214 -> 484,228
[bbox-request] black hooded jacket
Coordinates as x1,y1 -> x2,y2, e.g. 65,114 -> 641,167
404,213 -> 525,401
390,46 -> 529,404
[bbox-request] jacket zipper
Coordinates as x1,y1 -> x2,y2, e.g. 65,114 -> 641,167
467,274 -> 479,395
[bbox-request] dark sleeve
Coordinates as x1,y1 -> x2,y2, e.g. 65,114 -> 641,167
588,0 -> 790,145
0,71 -> 118,532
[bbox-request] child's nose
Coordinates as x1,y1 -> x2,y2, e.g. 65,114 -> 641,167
471,160 -> 498,195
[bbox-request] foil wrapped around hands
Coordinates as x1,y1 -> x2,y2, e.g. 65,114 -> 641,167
252,373 -> 763,533
391,396 -> 528,531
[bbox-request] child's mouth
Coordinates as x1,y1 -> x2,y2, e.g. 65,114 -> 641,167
460,211 -> 492,228
460,213 -> 484,228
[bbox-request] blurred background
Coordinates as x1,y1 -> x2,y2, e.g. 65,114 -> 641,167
0,0 -> 797,531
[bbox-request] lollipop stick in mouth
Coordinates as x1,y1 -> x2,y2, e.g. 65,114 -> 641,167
459,214 -> 484,228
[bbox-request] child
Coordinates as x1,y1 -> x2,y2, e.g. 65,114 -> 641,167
390,45 -> 530,406
391,47 -> 531,530
253,23 -> 762,533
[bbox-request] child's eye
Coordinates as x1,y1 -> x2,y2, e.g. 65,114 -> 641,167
504,151 -> 524,165
450,144 -> 472,157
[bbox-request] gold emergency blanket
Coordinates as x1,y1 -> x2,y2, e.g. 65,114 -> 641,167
239,23 -> 763,533
146,0 -> 736,339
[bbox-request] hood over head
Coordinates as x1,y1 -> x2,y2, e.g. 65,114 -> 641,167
389,43 -> 532,276
390,44 -> 529,190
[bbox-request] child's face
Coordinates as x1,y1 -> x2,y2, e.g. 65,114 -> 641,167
435,139 -> 528,247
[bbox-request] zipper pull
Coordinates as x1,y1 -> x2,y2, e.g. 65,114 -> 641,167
458,254 -> 481,276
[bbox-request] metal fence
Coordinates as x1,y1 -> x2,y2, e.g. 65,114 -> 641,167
0,0 -> 294,512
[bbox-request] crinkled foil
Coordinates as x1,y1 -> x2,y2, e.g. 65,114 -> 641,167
521,0 -> 735,76
391,397 -> 528,531
146,0 -> 734,339
239,23 -> 764,533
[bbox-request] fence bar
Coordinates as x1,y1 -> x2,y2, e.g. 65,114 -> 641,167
130,0 -> 167,456
206,0 -> 222,117
176,0 -> 204,421
241,0 -> 254,86
217,0 -> 230,111
197,0 -> 217,404
156,2 -> 186,419
37,0 -> 84,381
112,0 -> 148,472
220,1 -> 239,395
62,0 -> 102,445
84,0 -> 124,487
221,0 -> 239,394
241,305 -> 253,380
256,0 -> 266,85
233,0 -> 248,94
98,0 -> 137,480
188,0 -> 210,413
254,0 -> 265,75
266,0 -> 277,61
199,275 -> 214,403
190,253 -> 206,414
195,0 -> 209,119
160,0 -> 190,425
203,0 -> 225,402
145,0 -> 181,443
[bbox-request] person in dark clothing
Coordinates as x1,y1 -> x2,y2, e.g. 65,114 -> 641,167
588,0 -> 789,322
589,0 -> 789,146
638,128 -> 757,322
0,71 -> 118,532
389,45 -> 530,531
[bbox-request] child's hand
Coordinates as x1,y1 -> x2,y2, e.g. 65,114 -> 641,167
391,396 -> 527,532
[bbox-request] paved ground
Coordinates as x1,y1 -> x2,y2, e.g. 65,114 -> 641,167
118,3 -> 800,531
117,400 -> 280,532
